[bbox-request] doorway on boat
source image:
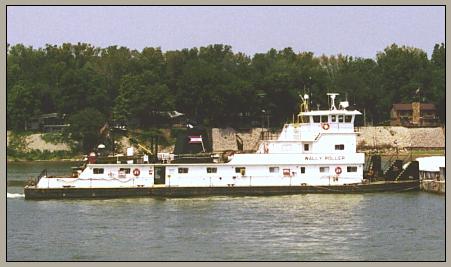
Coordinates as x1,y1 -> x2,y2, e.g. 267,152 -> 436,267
154,166 -> 166,185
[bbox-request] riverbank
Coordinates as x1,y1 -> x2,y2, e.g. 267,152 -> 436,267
7,149 -> 83,162
7,126 -> 445,161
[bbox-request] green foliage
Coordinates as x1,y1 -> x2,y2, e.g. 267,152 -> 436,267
113,72 -> 174,126
7,132 -> 79,161
66,108 -> 106,152
130,128 -> 173,148
7,42 -> 446,134
7,132 -> 29,152
7,82 -> 40,130
7,148 -> 79,161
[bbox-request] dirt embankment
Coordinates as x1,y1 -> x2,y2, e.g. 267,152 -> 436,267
211,126 -> 445,152
356,126 -> 445,150
7,131 -> 70,152
7,126 -> 445,155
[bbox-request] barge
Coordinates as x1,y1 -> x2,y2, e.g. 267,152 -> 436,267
24,93 -> 420,200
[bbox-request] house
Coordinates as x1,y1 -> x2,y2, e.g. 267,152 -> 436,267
390,102 -> 439,127
26,113 -> 69,132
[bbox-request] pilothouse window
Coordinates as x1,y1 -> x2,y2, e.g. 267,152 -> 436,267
321,115 -> 328,122
338,115 -> 344,123
269,167 -> 279,173
93,168 -> 104,174
320,167 -> 329,173
207,167 -> 217,173
345,115 -> 352,123
313,116 -> 320,123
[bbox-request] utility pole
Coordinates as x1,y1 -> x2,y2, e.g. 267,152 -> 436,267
364,108 -> 367,126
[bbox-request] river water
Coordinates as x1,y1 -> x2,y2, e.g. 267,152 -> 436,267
6,161 -> 445,261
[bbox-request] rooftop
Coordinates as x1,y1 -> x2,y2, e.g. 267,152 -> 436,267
392,103 -> 436,111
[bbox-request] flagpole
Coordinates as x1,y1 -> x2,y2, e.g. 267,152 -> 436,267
200,135 -> 205,152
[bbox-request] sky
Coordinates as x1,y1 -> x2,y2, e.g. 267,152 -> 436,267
6,6 -> 445,59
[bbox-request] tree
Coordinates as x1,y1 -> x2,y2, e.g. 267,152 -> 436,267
113,72 -> 174,127
430,43 -> 445,121
7,42 -> 445,130
66,108 -> 106,152
375,44 -> 431,123
7,83 -> 40,130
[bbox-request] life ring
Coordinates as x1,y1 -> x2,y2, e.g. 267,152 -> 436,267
335,166 -> 342,175
322,123 -> 330,130
133,168 -> 140,176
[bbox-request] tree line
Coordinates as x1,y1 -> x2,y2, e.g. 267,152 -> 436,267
7,42 -> 445,133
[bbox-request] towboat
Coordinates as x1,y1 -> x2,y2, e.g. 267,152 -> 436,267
24,93 -> 420,199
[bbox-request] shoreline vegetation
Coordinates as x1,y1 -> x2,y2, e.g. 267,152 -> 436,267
7,126 -> 445,162
7,43 -> 445,144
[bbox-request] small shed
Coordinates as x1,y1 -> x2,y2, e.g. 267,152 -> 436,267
416,156 -> 445,180
27,113 -> 69,132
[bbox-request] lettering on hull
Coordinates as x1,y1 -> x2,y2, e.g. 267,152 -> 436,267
305,156 -> 345,161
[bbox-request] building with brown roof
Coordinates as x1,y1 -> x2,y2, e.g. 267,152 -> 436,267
390,102 -> 439,127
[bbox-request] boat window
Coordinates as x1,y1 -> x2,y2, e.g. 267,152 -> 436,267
269,167 -> 279,173
235,167 -> 246,175
320,167 -> 329,173
300,167 -> 305,174
345,115 -> 353,123
304,144 -> 310,151
93,168 -> 104,174
178,167 -> 189,174
119,168 -> 131,174
347,166 -> 358,172
338,115 -> 344,123
335,144 -> 345,150
331,115 -> 337,122
313,116 -> 320,123
321,115 -> 328,122
300,116 -> 310,123
207,167 -> 217,173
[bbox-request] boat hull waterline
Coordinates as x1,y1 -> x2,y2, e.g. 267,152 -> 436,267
24,180 -> 420,200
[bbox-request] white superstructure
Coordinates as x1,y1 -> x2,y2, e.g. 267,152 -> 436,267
36,93 -> 365,189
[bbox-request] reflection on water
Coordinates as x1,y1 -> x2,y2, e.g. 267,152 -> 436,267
6,162 -> 445,261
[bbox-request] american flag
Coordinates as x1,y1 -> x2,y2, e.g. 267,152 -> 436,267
188,135 -> 203,144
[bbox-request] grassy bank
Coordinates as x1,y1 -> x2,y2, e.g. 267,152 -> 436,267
359,148 -> 444,157
7,131 -> 80,161
7,148 -> 83,162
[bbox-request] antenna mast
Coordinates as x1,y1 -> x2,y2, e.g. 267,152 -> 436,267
326,93 -> 339,110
